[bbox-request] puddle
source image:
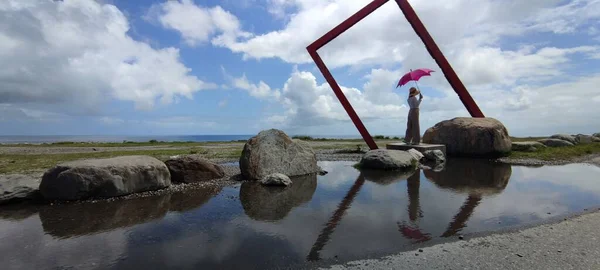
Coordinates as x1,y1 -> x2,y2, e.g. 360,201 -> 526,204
2,159 -> 600,269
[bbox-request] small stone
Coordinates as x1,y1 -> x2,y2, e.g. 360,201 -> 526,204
415,253 -> 419,256
557,250 -> 562,253
418,249 -> 423,252
516,253 -> 523,258
547,212 -> 551,215
458,235 -> 464,240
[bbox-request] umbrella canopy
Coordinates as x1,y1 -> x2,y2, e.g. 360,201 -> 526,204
396,68 -> 435,88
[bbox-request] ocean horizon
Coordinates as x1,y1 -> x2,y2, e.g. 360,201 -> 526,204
0,134 -> 390,144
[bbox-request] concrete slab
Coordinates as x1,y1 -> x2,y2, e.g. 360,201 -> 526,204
386,142 -> 446,156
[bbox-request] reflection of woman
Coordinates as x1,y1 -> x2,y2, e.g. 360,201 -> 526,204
404,87 -> 423,145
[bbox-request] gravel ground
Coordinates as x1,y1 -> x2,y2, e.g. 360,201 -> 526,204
319,210 -> 600,270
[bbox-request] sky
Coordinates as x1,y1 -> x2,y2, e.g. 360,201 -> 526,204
1,0 -> 599,137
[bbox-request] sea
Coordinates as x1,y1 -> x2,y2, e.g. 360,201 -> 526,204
0,135 -> 370,144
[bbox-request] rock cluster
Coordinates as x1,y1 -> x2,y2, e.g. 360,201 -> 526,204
530,133 -> 600,149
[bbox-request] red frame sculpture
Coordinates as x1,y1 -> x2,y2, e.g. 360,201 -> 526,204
306,0 -> 485,150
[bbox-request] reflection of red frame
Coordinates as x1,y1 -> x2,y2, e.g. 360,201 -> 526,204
306,0 -> 485,150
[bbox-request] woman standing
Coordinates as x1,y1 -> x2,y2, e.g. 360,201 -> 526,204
404,87 -> 423,145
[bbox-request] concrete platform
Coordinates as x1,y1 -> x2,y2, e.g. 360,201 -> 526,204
386,142 -> 446,156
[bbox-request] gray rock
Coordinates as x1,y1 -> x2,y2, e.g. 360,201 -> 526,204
39,155 -> 171,201
423,149 -> 446,163
575,134 -> 594,144
240,129 -> 319,180
538,138 -> 574,147
550,134 -> 577,145
407,149 -> 424,160
422,117 -> 511,157
164,155 -> 225,183
359,149 -> 417,170
0,174 -> 42,204
593,137 -> 600,143
512,141 -> 547,152
260,173 -> 292,186
593,133 -> 600,138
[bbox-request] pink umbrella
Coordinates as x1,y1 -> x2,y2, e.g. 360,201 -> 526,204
396,68 -> 435,91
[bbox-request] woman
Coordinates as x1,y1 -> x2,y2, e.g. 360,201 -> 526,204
404,87 -> 423,145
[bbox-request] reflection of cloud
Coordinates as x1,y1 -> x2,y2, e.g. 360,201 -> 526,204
0,217 -> 127,270
316,161 -> 358,190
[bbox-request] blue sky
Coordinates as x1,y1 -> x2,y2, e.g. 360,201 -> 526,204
1,0 -> 599,137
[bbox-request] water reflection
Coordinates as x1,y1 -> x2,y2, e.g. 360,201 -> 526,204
424,158 -> 511,195
2,161 -> 600,270
239,174 -> 317,221
39,185 -> 222,239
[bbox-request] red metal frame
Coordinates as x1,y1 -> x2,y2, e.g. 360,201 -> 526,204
306,0 -> 485,150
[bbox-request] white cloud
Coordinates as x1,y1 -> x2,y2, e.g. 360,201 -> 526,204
207,0 -> 600,71
149,0 -> 252,47
232,74 -> 282,100
0,0 -> 215,113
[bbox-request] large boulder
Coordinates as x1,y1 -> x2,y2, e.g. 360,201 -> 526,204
164,155 -> 225,183
594,137 -> 600,143
358,149 -> 417,170
422,117 -> 511,157
512,141 -> 546,152
550,134 -> 577,145
239,129 -> 319,180
39,155 -> 171,201
0,174 -> 42,204
538,138 -> 574,147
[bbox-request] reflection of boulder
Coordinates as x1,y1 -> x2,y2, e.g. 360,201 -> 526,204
40,185 -> 222,238
423,158 -> 511,195
240,173 -> 317,221
40,194 -> 171,239
0,202 -> 41,221
361,169 -> 416,185
169,185 -> 222,213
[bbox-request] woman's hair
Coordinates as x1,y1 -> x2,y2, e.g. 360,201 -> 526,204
409,87 -> 419,97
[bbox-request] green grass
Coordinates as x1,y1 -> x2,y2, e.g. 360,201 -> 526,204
510,136 -> 548,142
0,147 -> 245,174
509,143 -> 600,160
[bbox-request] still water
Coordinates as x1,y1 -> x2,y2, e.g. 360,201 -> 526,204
2,159 -> 600,269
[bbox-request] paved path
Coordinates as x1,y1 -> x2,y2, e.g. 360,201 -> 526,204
321,211 -> 600,270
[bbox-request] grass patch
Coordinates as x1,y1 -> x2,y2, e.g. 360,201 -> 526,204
509,143 -> 600,160
0,140 -> 207,148
0,146 -> 245,174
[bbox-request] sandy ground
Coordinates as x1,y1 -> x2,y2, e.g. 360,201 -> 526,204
319,210 -> 600,270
